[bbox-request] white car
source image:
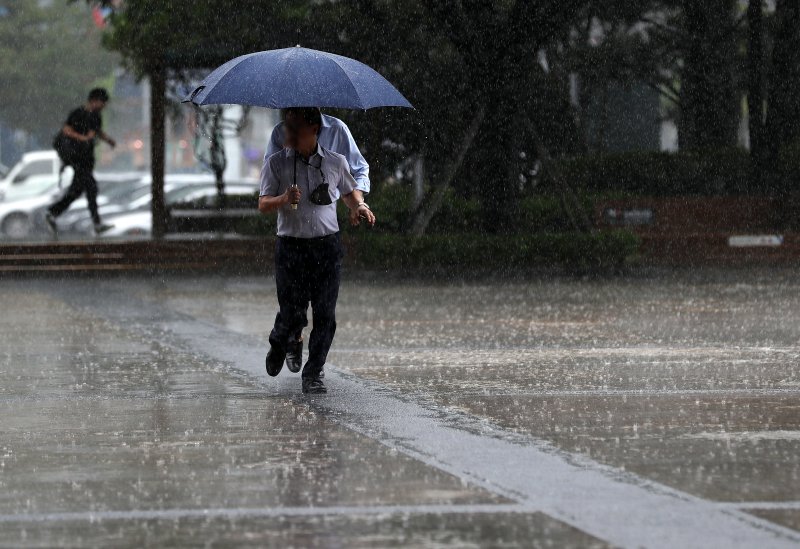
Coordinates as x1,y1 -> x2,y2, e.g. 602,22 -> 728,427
0,174 -> 143,239
0,151 -> 68,202
94,182 -> 258,238
66,175 -> 231,234
0,184 -> 103,239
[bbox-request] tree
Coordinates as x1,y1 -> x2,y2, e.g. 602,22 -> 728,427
84,0 -> 302,237
192,105 -> 250,208
0,0 -> 116,143
765,0 -> 800,165
678,0 -> 740,149
308,0 -> 592,235
747,0 -> 766,187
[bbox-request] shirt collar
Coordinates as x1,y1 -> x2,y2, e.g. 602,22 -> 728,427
287,142 -> 326,159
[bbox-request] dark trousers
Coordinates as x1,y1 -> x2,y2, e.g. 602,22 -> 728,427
49,159 -> 100,225
269,233 -> 342,378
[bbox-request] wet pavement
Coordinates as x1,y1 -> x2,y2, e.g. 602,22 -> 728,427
1,269 -> 800,547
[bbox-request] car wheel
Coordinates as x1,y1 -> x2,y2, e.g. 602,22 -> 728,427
2,213 -> 32,238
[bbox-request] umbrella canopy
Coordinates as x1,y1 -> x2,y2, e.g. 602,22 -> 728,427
184,46 -> 413,110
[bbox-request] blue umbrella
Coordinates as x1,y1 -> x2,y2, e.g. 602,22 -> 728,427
184,46 -> 413,110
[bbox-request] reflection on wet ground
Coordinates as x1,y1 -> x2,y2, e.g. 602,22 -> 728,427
8,511 -> 610,548
137,270 -> 800,526
1,269 -> 800,545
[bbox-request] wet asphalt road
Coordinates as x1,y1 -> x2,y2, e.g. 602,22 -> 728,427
1,269 -> 799,547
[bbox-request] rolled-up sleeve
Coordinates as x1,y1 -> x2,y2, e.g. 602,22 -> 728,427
336,123 -> 370,193
260,154 -> 282,197
336,156 -> 357,196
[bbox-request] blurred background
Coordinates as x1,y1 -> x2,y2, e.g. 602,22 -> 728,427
0,0 -> 797,272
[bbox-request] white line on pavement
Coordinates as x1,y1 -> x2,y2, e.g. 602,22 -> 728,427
0,503 -> 526,524
52,284 -> 800,549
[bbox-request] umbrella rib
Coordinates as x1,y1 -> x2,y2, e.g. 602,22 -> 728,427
327,57 -> 366,110
275,50 -> 295,108
194,53 -> 256,105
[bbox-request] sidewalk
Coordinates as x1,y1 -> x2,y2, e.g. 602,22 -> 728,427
1,272 -> 799,547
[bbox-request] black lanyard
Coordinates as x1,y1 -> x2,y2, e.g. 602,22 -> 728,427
292,152 -> 328,198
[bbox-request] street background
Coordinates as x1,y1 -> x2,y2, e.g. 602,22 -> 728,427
0,1 -> 799,547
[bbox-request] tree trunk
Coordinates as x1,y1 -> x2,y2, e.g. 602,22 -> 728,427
765,0 -> 800,162
210,107 -> 227,208
680,0 -> 739,150
149,65 -> 168,239
747,0 -> 765,192
530,127 -> 593,234
408,106 -> 485,237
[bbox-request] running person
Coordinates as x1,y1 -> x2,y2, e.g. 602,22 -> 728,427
46,88 -> 116,235
264,108 -> 370,374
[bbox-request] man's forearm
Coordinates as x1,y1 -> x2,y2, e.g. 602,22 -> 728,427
342,190 -> 365,210
258,194 -> 288,214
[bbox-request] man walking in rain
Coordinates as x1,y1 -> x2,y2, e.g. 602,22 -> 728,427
46,88 -> 116,235
264,108 -> 369,375
259,107 -> 375,394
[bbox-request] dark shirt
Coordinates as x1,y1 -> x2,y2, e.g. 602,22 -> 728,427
65,107 -> 102,162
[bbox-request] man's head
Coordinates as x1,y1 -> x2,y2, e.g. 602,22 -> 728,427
87,88 -> 110,112
283,107 -> 321,153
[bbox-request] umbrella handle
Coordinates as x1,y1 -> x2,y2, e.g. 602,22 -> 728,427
290,183 -> 299,210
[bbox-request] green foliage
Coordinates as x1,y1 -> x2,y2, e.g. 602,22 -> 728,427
230,184 -> 639,271
347,230 -> 639,273
547,147 -> 800,196
0,0 -> 117,141
92,0 -> 305,75
546,148 -> 749,195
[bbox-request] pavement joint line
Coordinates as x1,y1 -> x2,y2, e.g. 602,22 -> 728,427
0,503 -> 529,524
717,501 -> 800,511
42,280 -> 800,549
384,388 -> 800,398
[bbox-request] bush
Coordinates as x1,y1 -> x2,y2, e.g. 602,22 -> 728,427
347,230 -> 639,273
543,148 -> 753,196
358,184 -> 483,233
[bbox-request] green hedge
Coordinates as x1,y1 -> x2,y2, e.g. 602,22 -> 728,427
545,148 -> 754,196
232,185 -> 639,272
543,146 -> 800,196
347,230 -> 639,272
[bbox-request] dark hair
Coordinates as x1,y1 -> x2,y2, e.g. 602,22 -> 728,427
284,107 -> 322,133
88,87 -> 110,102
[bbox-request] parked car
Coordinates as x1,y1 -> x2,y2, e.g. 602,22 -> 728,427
60,174 -> 224,234
0,173 -> 143,239
86,181 -> 258,238
0,149 -> 147,203
0,151 -> 67,202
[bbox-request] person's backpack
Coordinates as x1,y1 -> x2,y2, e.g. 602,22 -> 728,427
52,131 -> 77,165
52,131 -> 78,189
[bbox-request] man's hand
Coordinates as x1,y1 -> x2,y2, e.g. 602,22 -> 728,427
106,137 -> 117,148
286,185 -> 302,206
351,204 -> 375,227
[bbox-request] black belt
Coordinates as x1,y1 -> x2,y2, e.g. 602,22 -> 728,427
278,232 -> 340,245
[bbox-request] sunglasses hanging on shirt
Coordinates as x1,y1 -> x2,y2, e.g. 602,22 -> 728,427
293,153 -> 332,206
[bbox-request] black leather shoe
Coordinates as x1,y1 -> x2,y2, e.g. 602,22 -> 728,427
285,338 -> 303,373
302,376 -> 327,394
265,344 -> 286,377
